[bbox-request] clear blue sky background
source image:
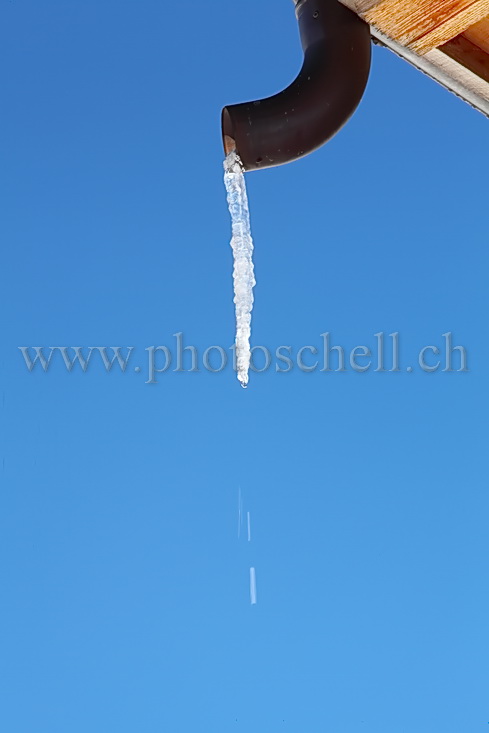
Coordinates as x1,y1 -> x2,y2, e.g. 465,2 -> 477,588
1,1 -> 488,731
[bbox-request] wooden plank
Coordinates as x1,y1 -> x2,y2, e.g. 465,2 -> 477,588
425,45 -> 489,106
367,24 -> 489,116
440,33 -> 489,80
340,0 -> 489,54
410,2 -> 489,53
463,15 -> 489,52
339,0 -> 489,109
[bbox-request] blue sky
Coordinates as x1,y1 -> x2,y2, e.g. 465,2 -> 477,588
1,1 -> 488,731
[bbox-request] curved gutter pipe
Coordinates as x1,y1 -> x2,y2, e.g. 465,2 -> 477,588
222,0 -> 371,171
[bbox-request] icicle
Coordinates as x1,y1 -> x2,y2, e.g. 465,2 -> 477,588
223,151 -> 256,388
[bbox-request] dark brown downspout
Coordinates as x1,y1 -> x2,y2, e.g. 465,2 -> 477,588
221,0 -> 371,171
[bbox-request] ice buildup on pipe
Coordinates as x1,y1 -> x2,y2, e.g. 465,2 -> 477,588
223,151 -> 256,388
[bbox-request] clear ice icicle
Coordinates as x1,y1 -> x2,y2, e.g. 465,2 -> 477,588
223,151 -> 256,388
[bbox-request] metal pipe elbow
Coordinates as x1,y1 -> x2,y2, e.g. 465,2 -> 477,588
221,0 -> 371,171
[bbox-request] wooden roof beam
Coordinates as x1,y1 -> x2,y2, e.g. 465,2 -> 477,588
341,0 -> 489,54
440,31 -> 489,82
